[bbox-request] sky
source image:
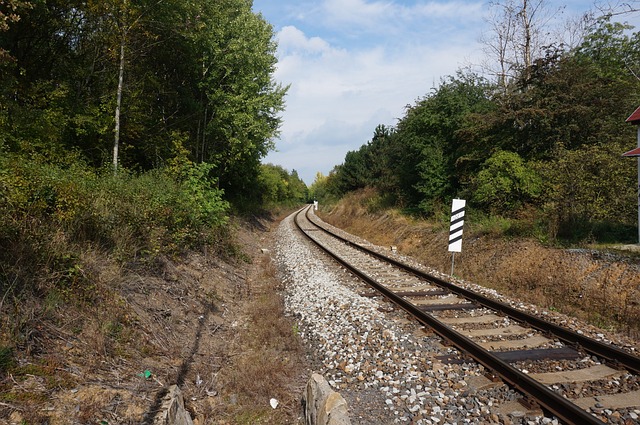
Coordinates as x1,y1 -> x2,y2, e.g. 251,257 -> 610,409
252,0 -> 639,185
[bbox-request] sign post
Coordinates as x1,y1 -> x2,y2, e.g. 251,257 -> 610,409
622,106 -> 640,245
448,199 -> 466,276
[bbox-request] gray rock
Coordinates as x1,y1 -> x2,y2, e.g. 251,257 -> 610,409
154,385 -> 194,425
303,373 -> 351,425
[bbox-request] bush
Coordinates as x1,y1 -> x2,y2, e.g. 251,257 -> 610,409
91,166 -> 228,256
0,153 -> 230,303
539,143 -> 636,243
471,150 -> 542,215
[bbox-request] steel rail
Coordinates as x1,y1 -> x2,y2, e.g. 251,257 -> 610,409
294,206 -> 608,425
304,207 -> 640,376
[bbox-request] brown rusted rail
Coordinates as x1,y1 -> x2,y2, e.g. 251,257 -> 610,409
294,206 -> 632,425
303,206 -> 640,375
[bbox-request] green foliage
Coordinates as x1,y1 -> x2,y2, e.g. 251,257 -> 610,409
332,149 -> 369,193
539,143 -> 635,241
258,164 -> 308,206
92,166 -> 228,255
309,170 -> 345,207
469,213 -> 517,237
329,19 -> 640,244
388,72 -> 493,213
0,0 -> 285,205
328,125 -> 398,198
471,150 -> 542,214
0,153 -> 229,305
0,346 -> 15,377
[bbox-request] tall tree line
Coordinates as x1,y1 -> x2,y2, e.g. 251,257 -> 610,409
0,0 -> 287,200
317,11 -> 640,241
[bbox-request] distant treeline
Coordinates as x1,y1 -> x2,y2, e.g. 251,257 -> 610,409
312,19 -> 640,243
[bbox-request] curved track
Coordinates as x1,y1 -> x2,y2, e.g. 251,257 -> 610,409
294,205 -> 640,425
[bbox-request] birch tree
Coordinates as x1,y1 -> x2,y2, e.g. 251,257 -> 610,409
87,0 -> 158,171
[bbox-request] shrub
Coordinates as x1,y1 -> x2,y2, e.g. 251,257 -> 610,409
0,152 -> 230,303
472,150 -> 542,215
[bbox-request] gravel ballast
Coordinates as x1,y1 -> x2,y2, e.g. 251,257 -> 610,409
275,212 -> 563,425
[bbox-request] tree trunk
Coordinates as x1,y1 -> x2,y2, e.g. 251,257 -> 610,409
113,37 -> 125,172
521,0 -> 532,71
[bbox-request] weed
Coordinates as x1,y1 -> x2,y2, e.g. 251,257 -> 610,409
470,214 -> 515,237
588,313 -> 618,332
0,345 -> 15,376
234,409 -> 270,424
103,320 -> 123,340
1,390 -> 49,404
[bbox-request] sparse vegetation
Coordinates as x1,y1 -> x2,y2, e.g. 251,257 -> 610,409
218,253 -> 305,423
320,190 -> 640,339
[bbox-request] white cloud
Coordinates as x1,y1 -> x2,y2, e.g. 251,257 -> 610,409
277,26 -> 332,55
255,0 -> 640,185
322,0 -> 394,27
275,26 -> 480,124
408,1 -> 485,19
257,1 -> 490,184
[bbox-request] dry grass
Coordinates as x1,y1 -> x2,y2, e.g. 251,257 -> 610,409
320,191 -> 640,342
216,254 -> 306,424
0,213 -> 311,424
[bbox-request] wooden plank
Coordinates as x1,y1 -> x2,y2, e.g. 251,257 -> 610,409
573,390 -> 640,410
529,364 -> 623,385
491,347 -> 582,362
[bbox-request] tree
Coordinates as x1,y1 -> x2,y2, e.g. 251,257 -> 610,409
481,19 -> 640,160
471,150 -> 541,214
363,124 -> 397,192
540,143 -> 635,239
595,0 -> 640,19
258,164 -> 308,205
480,0 -> 518,90
390,73 -> 493,214
192,0 -> 287,196
0,0 -> 286,201
480,0 -> 558,89
333,149 -> 369,194
0,0 -> 31,61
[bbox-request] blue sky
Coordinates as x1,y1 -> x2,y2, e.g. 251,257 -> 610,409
253,0 -> 640,185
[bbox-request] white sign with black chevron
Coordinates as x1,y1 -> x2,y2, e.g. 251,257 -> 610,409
448,199 -> 466,253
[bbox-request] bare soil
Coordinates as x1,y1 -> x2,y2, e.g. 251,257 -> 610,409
320,195 -> 640,345
1,214 -> 309,424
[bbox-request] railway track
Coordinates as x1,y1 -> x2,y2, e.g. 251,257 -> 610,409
293,205 -> 640,424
